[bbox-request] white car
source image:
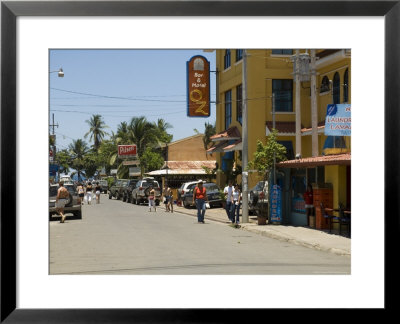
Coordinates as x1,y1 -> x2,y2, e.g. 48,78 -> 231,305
177,181 -> 199,202
60,175 -> 74,185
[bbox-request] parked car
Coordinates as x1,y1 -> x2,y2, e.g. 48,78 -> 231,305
49,184 -> 82,220
60,175 -> 74,185
98,180 -> 109,193
108,179 -> 129,200
182,182 -> 223,208
122,179 -> 139,203
248,181 -> 269,215
131,177 -> 161,205
177,181 -> 198,202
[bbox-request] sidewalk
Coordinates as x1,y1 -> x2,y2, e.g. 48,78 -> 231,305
162,203 -> 351,257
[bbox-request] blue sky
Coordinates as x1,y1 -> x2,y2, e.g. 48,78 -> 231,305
49,49 -> 216,152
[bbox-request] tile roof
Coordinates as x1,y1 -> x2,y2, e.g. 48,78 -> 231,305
266,121 -> 299,133
277,153 -> 351,168
210,126 -> 241,141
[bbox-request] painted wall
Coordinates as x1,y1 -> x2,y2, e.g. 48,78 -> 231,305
168,134 -> 209,161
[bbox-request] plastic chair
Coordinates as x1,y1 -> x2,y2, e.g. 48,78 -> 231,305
336,203 -> 351,237
320,203 -> 334,233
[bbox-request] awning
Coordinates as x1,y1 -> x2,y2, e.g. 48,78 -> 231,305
146,160 -> 217,176
206,140 -> 229,154
223,139 -> 242,152
277,153 -> 351,168
210,126 -> 241,142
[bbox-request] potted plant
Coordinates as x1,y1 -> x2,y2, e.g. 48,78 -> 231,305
247,129 -> 287,225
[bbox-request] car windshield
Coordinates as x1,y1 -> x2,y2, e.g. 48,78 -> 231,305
143,181 -> 159,188
204,184 -> 219,193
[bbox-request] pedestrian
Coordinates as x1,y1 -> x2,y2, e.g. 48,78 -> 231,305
192,180 -> 208,224
56,181 -> 69,223
232,184 -> 241,225
77,182 -> 85,205
95,182 -> 102,204
304,184 -> 314,227
85,181 -> 93,205
148,185 -> 156,212
162,183 -> 170,212
162,183 -> 174,213
223,180 -> 234,222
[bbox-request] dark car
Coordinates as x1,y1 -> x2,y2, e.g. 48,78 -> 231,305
248,181 -> 269,215
108,179 -> 129,200
98,180 -> 109,193
122,179 -> 139,203
49,184 -> 82,220
182,182 -> 222,208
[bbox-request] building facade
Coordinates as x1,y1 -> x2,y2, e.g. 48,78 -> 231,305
212,49 -> 351,228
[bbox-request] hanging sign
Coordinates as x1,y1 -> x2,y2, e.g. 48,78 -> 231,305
325,104 -> 351,136
270,185 -> 282,223
187,55 -> 211,117
118,145 -> 137,159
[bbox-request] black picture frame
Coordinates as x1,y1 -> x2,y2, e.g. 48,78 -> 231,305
1,0 -> 398,322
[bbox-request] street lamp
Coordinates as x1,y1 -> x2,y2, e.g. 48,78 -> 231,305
50,67 -> 64,77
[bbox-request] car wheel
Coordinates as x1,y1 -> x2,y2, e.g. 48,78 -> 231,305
65,193 -> 73,207
183,200 -> 188,208
109,192 -> 112,199
122,194 -> 126,202
74,211 -> 82,219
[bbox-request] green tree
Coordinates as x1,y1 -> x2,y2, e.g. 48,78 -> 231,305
140,147 -> 164,173
85,114 -> 109,151
69,139 -> 89,181
194,121 -> 216,158
55,149 -> 71,175
247,129 -> 287,220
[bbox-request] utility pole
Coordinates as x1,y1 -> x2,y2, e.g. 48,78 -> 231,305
295,50 -> 302,158
310,49 -> 318,157
49,113 -> 59,180
241,49 -> 249,223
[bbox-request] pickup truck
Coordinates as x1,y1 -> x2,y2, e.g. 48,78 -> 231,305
122,179 -> 139,203
108,179 -> 129,200
248,181 -> 269,216
131,177 -> 161,206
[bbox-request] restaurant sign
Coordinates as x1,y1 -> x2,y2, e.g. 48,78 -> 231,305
325,104 -> 351,136
187,55 -> 211,117
118,144 -> 137,159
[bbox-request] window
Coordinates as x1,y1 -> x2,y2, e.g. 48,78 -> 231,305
272,49 -> 293,55
343,69 -> 349,102
236,49 -> 243,61
333,72 -> 340,104
272,79 -> 293,112
320,76 -> 330,93
224,50 -> 231,69
236,84 -> 242,124
225,90 -> 232,129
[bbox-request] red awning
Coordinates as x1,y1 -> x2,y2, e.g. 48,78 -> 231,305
277,153 -> 351,168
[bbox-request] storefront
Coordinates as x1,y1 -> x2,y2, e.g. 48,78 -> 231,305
277,153 -> 351,229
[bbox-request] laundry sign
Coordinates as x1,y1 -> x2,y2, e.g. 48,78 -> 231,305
324,104 -> 351,136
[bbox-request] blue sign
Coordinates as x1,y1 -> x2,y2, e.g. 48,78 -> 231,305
325,104 -> 351,136
270,185 -> 282,223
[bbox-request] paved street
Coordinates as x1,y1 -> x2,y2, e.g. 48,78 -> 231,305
50,195 -> 350,275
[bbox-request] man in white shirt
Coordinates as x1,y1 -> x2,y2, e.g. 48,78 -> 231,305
223,180 -> 234,222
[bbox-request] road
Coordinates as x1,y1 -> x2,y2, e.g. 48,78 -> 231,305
50,194 -> 350,275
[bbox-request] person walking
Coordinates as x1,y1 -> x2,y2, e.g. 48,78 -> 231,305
192,180 -> 208,224
224,180 -> 234,222
148,185 -> 156,212
304,184 -> 314,227
77,182 -> 85,205
56,181 -> 69,223
162,183 -> 170,212
232,184 -> 241,226
163,183 -> 174,213
95,182 -> 102,204
85,181 -> 93,205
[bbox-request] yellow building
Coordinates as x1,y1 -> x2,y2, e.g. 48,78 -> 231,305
211,49 -> 351,230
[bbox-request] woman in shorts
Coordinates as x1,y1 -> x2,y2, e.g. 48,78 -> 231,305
77,182 -> 85,205
95,182 -> 102,204
148,186 -> 156,212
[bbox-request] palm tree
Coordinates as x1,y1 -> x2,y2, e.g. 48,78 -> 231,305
69,139 -> 89,181
84,114 -> 109,151
127,116 -> 158,157
194,122 -> 216,158
154,118 -> 173,143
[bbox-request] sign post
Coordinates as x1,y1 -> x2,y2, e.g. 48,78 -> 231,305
118,145 -> 137,159
270,184 -> 282,224
324,104 -> 351,136
187,55 -> 211,117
